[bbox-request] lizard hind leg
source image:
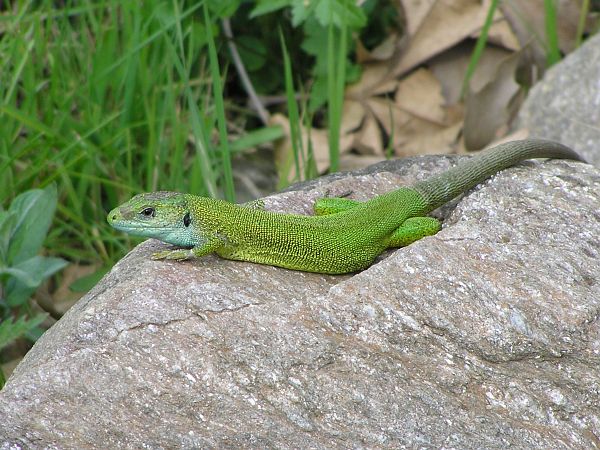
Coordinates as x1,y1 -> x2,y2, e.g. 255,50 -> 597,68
388,216 -> 441,247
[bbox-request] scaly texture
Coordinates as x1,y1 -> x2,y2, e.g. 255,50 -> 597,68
108,139 -> 583,274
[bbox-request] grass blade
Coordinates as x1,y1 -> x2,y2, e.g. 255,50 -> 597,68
204,3 -> 235,202
461,0 -> 499,99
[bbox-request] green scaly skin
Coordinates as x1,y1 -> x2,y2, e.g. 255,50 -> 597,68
107,139 -> 583,274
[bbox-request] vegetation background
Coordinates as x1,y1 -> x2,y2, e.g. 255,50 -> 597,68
0,0 -> 598,385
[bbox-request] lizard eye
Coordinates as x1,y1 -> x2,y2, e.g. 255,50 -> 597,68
183,212 -> 191,227
141,207 -> 155,217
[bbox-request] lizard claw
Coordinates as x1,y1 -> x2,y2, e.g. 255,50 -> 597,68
151,249 -> 193,261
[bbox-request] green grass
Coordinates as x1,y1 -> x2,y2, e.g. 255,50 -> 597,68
543,0 -> 561,66
461,0 -> 499,99
0,0 -> 236,268
326,19 -> 347,173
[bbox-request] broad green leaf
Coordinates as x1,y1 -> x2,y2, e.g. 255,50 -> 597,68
15,255 -> 68,280
291,0 -> 367,28
291,0 -> 317,27
206,0 -> 241,18
0,267 -> 40,288
0,210 -> 17,263
314,0 -> 367,28
5,256 -> 68,307
7,185 -> 58,265
236,35 -> 268,72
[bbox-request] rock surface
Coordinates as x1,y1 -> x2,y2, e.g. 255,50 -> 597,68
517,31 -> 600,166
1,153 -> 599,449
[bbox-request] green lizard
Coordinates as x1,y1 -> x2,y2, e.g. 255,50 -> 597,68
107,139 -> 582,274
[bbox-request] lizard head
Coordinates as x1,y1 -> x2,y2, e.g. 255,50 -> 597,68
107,191 -> 196,247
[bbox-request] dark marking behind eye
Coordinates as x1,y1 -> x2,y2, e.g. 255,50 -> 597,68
141,207 -> 155,217
183,212 -> 191,227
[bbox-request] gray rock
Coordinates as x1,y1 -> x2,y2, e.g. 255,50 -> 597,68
1,153 -> 599,449
517,32 -> 600,166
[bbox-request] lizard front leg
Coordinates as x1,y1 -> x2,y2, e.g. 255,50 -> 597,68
152,236 -> 223,261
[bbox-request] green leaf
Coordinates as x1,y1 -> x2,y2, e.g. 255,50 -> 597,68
544,0 -> 561,66
7,184 -> 58,265
0,210 -> 18,263
314,0 -> 367,28
0,267 -> 40,288
236,35 -> 268,72
206,0 -> 242,18
5,256 -> 68,307
291,0 -> 317,27
250,0 -> 292,18
17,255 -> 68,280
290,0 -> 367,28
0,314 -> 48,351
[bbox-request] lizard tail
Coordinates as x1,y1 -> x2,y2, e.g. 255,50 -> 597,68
413,139 -> 584,211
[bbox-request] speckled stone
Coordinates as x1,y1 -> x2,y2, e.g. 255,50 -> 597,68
0,154 -> 599,449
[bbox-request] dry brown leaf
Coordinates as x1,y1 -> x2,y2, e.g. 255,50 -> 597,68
485,128 -> 530,147
356,33 -> 400,63
429,42 -> 514,104
340,99 -> 366,135
346,63 -> 398,99
501,0 -> 581,55
339,153 -> 387,171
463,51 -> 522,150
352,112 -> 384,155
393,0 -> 504,76
396,118 -> 463,156
480,19 -> 521,51
400,0 -> 437,36
395,68 -> 446,124
365,98 -> 412,144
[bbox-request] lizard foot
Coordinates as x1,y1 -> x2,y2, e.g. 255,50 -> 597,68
151,249 -> 194,261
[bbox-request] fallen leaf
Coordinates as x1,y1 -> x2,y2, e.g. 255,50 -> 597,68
463,51 -> 522,150
501,0 -> 581,55
400,0 -> 437,36
395,116 -> 463,156
339,153 -> 387,171
393,0 -> 504,76
395,68 -> 446,124
356,33 -> 400,63
429,42 -> 514,104
346,63 -> 398,99
351,111 -> 384,155
478,18 -> 521,51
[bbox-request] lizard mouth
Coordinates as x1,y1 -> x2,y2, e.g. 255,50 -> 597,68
110,222 -> 179,233
107,208 -> 171,234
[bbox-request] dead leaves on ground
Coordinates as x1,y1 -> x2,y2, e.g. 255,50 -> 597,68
274,0 -> 595,182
